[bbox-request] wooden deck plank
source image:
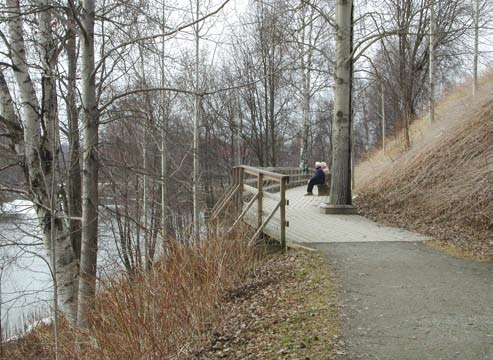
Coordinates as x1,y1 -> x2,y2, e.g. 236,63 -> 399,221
244,186 -> 431,244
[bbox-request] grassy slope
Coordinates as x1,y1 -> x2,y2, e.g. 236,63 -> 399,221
355,75 -> 493,260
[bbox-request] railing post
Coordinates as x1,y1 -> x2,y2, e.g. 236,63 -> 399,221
237,166 -> 244,213
232,167 -> 237,212
257,173 -> 263,228
280,176 -> 287,252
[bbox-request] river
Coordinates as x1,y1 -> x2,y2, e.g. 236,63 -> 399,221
0,200 -> 123,339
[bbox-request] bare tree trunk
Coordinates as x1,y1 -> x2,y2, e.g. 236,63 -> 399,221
143,128 -> 149,267
77,0 -> 99,329
160,0 -> 170,251
66,10 -> 82,263
236,96 -> 242,165
381,81 -> 386,154
404,106 -> 411,148
39,2 -> 62,355
138,43 -> 150,269
161,112 -> 169,246
193,0 -> 201,243
5,0 -> 79,324
268,68 -> 276,167
428,0 -> 435,124
330,0 -> 353,205
299,3 -> 319,171
300,6 -> 312,170
473,0 -> 479,96
398,21 -> 411,150
48,98 -> 61,360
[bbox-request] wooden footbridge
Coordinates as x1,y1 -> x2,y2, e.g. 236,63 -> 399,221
210,166 -> 430,248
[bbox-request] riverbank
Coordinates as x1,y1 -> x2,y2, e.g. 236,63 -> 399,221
3,244 -> 342,359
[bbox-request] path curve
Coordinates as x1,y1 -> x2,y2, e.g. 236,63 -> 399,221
244,186 -> 430,244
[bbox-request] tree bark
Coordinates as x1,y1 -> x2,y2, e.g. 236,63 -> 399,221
77,0 -> 100,329
473,0 -> 479,96
381,80 -> 386,154
330,0 -> 353,206
66,10 -> 82,263
300,3 -> 313,170
193,0 -> 201,243
160,0 -> 170,249
5,0 -> 79,324
428,0 -> 435,124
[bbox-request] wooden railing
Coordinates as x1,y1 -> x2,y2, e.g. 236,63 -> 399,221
210,166 -> 311,250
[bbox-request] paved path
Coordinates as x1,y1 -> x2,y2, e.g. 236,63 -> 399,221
242,185 -> 492,358
311,242 -> 493,360
244,186 -> 430,244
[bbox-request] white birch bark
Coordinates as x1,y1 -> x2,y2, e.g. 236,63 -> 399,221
5,0 -> 79,324
77,0 -> 100,329
300,4 -> 314,171
138,43 -> 150,269
330,0 -> 353,205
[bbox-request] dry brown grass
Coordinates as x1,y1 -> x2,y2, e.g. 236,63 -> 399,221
191,251 -> 341,359
3,224 -> 258,359
355,73 -> 493,259
356,72 -> 493,189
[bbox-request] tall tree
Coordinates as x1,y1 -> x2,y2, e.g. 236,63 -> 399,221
429,0 -> 436,124
330,0 -> 353,205
193,0 -> 201,243
1,0 -> 80,324
66,0 -> 83,267
472,0 -> 480,96
291,1 -> 330,170
77,0 -> 99,329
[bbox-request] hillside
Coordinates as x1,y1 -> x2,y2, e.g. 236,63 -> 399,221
355,74 -> 493,259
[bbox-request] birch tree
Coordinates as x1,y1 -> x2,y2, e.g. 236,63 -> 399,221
1,0 -> 79,324
290,1 -> 331,170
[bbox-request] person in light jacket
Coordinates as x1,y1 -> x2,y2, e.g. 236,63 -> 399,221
320,161 -> 330,177
304,162 -> 325,196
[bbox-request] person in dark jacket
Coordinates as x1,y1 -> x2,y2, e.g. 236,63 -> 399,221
304,162 -> 325,196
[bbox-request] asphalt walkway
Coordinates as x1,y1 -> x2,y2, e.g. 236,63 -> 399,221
242,185 -> 492,358
311,242 -> 493,360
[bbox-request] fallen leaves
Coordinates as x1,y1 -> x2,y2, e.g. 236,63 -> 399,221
189,251 -> 342,359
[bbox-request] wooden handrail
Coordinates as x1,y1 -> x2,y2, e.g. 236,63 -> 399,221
211,165 -> 295,251
238,165 -> 289,181
211,166 -> 322,250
